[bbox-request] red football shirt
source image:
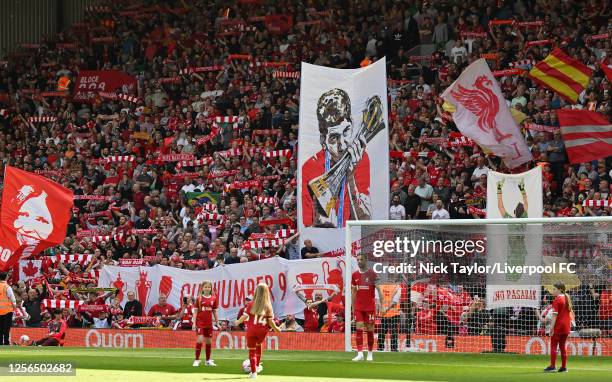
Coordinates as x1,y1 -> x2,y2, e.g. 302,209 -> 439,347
352,269 -> 377,311
552,294 -> 571,334
301,149 -> 370,227
244,302 -> 273,332
148,303 -> 177,318
196,295 -> 218,328
48,318 -> 67,341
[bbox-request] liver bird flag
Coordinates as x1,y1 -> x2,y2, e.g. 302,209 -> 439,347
0,166 -> 73,270
442,59 -> 532,168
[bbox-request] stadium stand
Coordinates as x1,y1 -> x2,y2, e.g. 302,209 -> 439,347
0,0 -> 610,340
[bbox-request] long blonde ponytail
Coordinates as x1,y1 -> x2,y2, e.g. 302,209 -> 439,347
250,283 -> 272,317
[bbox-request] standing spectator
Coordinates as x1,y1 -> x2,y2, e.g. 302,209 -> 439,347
471,157 -> 489,183
123,291 -> 143,319
301,239 -> 322,259
431,199 -> 450,220
547,132 -> 566,194
23,284 -> 46,327
389,194 -> 406,220
415,176 -> 434,219
0,272 -> 17,345
405,184 -> 422,219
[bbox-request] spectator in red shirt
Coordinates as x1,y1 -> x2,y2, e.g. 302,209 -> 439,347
148,294 -> 178,327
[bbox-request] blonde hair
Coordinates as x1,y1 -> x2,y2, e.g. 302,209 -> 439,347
200,280 -> 213,297
554,281 -> 573,313
250,283 -> 273,317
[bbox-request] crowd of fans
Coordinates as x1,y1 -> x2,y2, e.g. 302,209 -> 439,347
0,0 -> 610,339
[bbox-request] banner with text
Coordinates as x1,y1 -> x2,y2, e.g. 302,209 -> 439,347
486,167 -> 543,308
98,257 -> 348,321
73,70 -> 137,103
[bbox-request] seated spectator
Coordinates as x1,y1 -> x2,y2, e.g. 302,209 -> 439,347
148,294 -> 178,327
279,314 -> 304,332
123,291 -> 143,319
93,311 -> 112,329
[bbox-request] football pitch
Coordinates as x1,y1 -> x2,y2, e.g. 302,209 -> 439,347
0,348 -> 610,382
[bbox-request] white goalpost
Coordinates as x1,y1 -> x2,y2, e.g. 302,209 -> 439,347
344,217 -> 612,354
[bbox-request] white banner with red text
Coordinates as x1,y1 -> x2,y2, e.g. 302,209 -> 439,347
97,257 -> 349,321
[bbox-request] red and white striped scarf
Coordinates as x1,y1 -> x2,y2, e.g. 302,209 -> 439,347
28,116 -> 57,123
583,200 -> 610,207
176,157 -> 213,169
42,299 -> 83,309
246,238 -> 284,249
264,149 -> 292,158
46,254 -> 93,265
255,196 -> 278,205
275,229 -> 296,238
104,155 -> 136,164
273,71 -> 300,79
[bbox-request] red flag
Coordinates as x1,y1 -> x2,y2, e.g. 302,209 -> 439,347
600,62 -> 612,83
557,110 -> 612,164
0,166 -> 73,270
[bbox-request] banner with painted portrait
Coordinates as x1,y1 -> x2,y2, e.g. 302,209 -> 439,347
297,58 -> 389,253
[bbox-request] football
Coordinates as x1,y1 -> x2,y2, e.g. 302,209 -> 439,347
242,359 -> 251,373
19,335 -> 30,343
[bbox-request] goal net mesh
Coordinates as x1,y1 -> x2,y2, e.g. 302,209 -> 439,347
346,220 -> 611,355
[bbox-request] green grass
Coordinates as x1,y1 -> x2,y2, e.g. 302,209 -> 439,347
0,348 -> 610,382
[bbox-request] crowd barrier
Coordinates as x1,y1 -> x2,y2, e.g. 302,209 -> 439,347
11,328 -> 610,356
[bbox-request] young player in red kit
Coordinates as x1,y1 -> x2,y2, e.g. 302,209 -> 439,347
351,253 -> 383,361
192,281 -> 219,367
544,282 -> 573,373
29,309 -> 67,346
236,283 -> 281,379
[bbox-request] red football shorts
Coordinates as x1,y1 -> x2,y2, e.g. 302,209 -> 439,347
246,328 -> 268,348
355,310 -> 375,325
196,327 -> 213,337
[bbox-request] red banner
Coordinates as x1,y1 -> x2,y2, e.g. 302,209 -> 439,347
73,70 -> 137,103
0,166 -> 73,270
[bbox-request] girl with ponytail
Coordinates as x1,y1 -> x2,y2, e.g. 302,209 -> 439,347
544,282 -> 573,373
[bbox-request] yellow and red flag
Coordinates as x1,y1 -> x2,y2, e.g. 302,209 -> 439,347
528,48 -> 592,104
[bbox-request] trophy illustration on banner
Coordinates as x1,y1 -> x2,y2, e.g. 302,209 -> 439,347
308,95 -> 386,220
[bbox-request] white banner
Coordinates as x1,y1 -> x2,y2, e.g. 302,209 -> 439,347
297,58 -> 389,253
486,167 -> 543,308
98,257 -> 349,321
442,59 -> 532,168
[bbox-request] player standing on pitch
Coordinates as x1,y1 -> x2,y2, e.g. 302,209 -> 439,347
352,253 -> 383,361
193,280 -> 219,367
544,281 -> 573,373
236,283 -> 281,379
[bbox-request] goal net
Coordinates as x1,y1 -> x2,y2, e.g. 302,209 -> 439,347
344,217 -> 612,355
